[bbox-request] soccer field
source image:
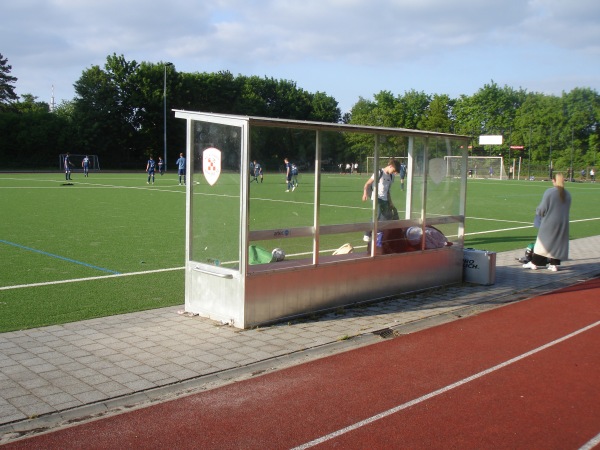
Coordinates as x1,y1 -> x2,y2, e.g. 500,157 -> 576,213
1,172 -> 598,332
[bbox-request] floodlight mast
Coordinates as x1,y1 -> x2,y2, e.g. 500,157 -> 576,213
163,62 -> 174,172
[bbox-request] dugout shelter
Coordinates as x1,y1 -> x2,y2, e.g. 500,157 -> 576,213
175,110 -> 469,329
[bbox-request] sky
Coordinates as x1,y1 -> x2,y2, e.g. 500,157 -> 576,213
2,0 -> 600,114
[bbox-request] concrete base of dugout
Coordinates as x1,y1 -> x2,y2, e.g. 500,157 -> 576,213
185,246 -> 463,329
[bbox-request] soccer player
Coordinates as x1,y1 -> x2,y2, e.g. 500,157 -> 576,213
361,158 -> 401,242
291,163 -> 298,190
176,153 -> 186,185
399,162 -> 407,190
64,153 -> 74,180
82,155 -> 90,177
251,160 -> 263,183
256,161 -> 263,183
146,156 -> 156,184
284,158 -> 293,192
158,156 -> 164,175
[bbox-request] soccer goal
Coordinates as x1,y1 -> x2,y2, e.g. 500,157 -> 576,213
444,156 -> 507,180
58,154 -> 101,172
366,156 -> 408,174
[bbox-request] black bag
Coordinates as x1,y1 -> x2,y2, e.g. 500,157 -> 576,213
378,201 -> 399,221
516,243 -> 534,263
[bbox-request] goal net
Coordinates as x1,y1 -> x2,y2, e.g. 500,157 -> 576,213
366,156 -> 408,174
58,154 -> 101,172
444,156 -> 507,180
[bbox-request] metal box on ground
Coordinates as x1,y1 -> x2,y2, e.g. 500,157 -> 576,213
463,248 -> 496,285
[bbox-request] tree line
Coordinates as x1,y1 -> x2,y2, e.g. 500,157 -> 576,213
1,52 -> 598,172
348,85 -> 599,174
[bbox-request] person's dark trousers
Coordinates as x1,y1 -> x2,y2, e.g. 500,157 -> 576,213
531,252 -> 560,266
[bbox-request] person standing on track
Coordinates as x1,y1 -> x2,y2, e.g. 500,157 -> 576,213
523,172 -> 571,272
176,153 -> 186,185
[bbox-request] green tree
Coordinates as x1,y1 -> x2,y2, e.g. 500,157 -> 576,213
454,81 -> 527,155
421,94 -> 453,132
14,94 -> 50,114
346,96 -> 378,163
73,54 -> 148,167
560,88 -> 600,169
397,89 -> 430,129
0,53 -> 18,110
52,99 -> 76,119
308,91 -> 341,123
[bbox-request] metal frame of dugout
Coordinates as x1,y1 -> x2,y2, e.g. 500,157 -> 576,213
175,110 -> 469,329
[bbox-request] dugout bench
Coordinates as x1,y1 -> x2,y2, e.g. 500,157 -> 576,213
175,110 -> 469,329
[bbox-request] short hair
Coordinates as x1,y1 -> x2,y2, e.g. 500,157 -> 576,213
389,158 -> 401,173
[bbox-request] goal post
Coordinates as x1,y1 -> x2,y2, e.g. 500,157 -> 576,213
59,154 -> 101,172
444,156 -> 507,180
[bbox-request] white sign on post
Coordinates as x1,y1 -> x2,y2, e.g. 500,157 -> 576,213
479,135 -> 503,145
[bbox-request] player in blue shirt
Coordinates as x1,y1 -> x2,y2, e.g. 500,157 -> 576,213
399,162 -> 407,190
158,156 -> 164,175
176,153 -> 186,185
146,156 -> 156,184
251,160 -> 263,183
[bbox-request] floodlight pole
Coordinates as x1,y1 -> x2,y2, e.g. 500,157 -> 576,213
528,126 -> 532,180
548,124 -> 553,179
570,127 -> 574,181
163,62 -> 173,172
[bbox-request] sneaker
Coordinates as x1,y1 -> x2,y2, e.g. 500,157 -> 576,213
522,261 -> 538,270
285,189 -> 289,192
292,186 -> 296,191
548,264 -> 558,272
363,235 -> 371,243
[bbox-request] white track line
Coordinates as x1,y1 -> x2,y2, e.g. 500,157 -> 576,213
292,319 -> 600,450
580,431 -> 600,450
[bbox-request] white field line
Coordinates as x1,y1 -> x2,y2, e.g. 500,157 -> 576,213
465,217 -> 600,236
0,178 -> 185,193
3,218 -> 598,291
0,267 -> 184,291
292,319 -> 600,450
3,179 -> 598,289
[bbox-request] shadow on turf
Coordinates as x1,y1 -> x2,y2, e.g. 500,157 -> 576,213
465,235 -> 534,249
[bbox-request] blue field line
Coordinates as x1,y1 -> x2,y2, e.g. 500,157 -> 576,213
0,239 -> 121,274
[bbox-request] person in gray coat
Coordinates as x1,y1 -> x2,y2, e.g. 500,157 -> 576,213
523,173 -> 571,272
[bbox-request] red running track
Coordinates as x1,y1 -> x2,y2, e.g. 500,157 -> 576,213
4,277 -> 600,449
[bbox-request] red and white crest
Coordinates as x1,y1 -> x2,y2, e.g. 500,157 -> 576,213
203,147 -> 221,186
